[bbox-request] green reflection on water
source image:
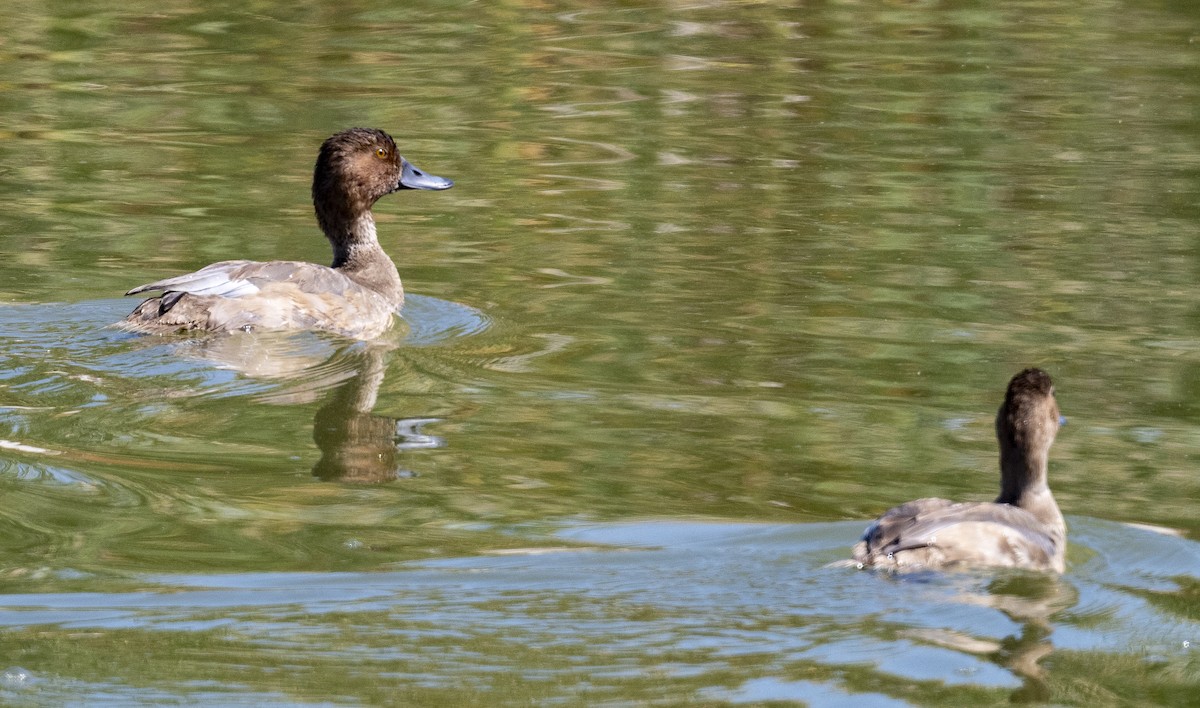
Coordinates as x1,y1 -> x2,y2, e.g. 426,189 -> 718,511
0,0 -> 1199,704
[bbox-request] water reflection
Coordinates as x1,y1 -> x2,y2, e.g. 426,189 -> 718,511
1,0 -> 1199,702
166,330 -> 453,483
121,293 -> 491,484
918,572 -> 1078,704
310,345 -> 444,483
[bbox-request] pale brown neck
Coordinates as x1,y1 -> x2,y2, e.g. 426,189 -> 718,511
327,213 -> 380,267
323,212 -> 404,309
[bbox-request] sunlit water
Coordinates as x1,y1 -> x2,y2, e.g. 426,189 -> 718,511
1,0 -> 1199,705
0,518 -> 1195,705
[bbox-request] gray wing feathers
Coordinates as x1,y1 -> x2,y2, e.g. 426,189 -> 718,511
125,260 -> 261,299
126,261 -> 357,300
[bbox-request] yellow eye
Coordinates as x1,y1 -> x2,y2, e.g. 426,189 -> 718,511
375,147 -> 388,159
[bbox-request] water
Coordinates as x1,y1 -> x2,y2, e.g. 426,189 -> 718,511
1,0 -> 1199,704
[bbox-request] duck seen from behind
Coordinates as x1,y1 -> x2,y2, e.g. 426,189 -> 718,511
120,128 -> 453,340
853,368 -> 1067,573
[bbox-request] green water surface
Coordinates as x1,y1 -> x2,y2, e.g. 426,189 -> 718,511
0,1 -> 1198,705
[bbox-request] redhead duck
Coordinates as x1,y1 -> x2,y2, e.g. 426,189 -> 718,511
119,128 -> 453,340
853,368 -> 1067,573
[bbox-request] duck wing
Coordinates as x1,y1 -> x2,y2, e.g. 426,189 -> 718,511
126,260 -> 362,302
125,260 -> 264,299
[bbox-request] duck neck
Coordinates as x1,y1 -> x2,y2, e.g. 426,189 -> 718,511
323,211 -> 404,309
996,447 -> 1064,536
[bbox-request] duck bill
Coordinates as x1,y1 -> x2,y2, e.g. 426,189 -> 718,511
397,158 -> 453,190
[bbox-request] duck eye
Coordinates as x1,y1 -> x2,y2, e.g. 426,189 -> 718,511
375,147 -> 388,159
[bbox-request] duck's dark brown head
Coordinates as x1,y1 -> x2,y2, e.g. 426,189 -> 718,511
999,368 -> 1060,443
312,128 -> 452,243
995,367 -> 1062,504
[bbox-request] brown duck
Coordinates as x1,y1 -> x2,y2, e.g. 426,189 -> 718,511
853,368 -> 1067,573
120,128 -> 453,340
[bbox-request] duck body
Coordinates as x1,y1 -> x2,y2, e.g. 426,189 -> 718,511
119,128 -> 452,340
123,259 -> 399,340
853,368 -> 1067,573
854,497 -> 1063,573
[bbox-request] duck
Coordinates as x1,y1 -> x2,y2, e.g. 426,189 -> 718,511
853,368 -> 1067,573
119,128 -> 453,340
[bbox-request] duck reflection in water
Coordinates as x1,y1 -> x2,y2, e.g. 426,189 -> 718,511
894,570 -> 1078,704
310,345 -> 444,483
168,333 -> 445,483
